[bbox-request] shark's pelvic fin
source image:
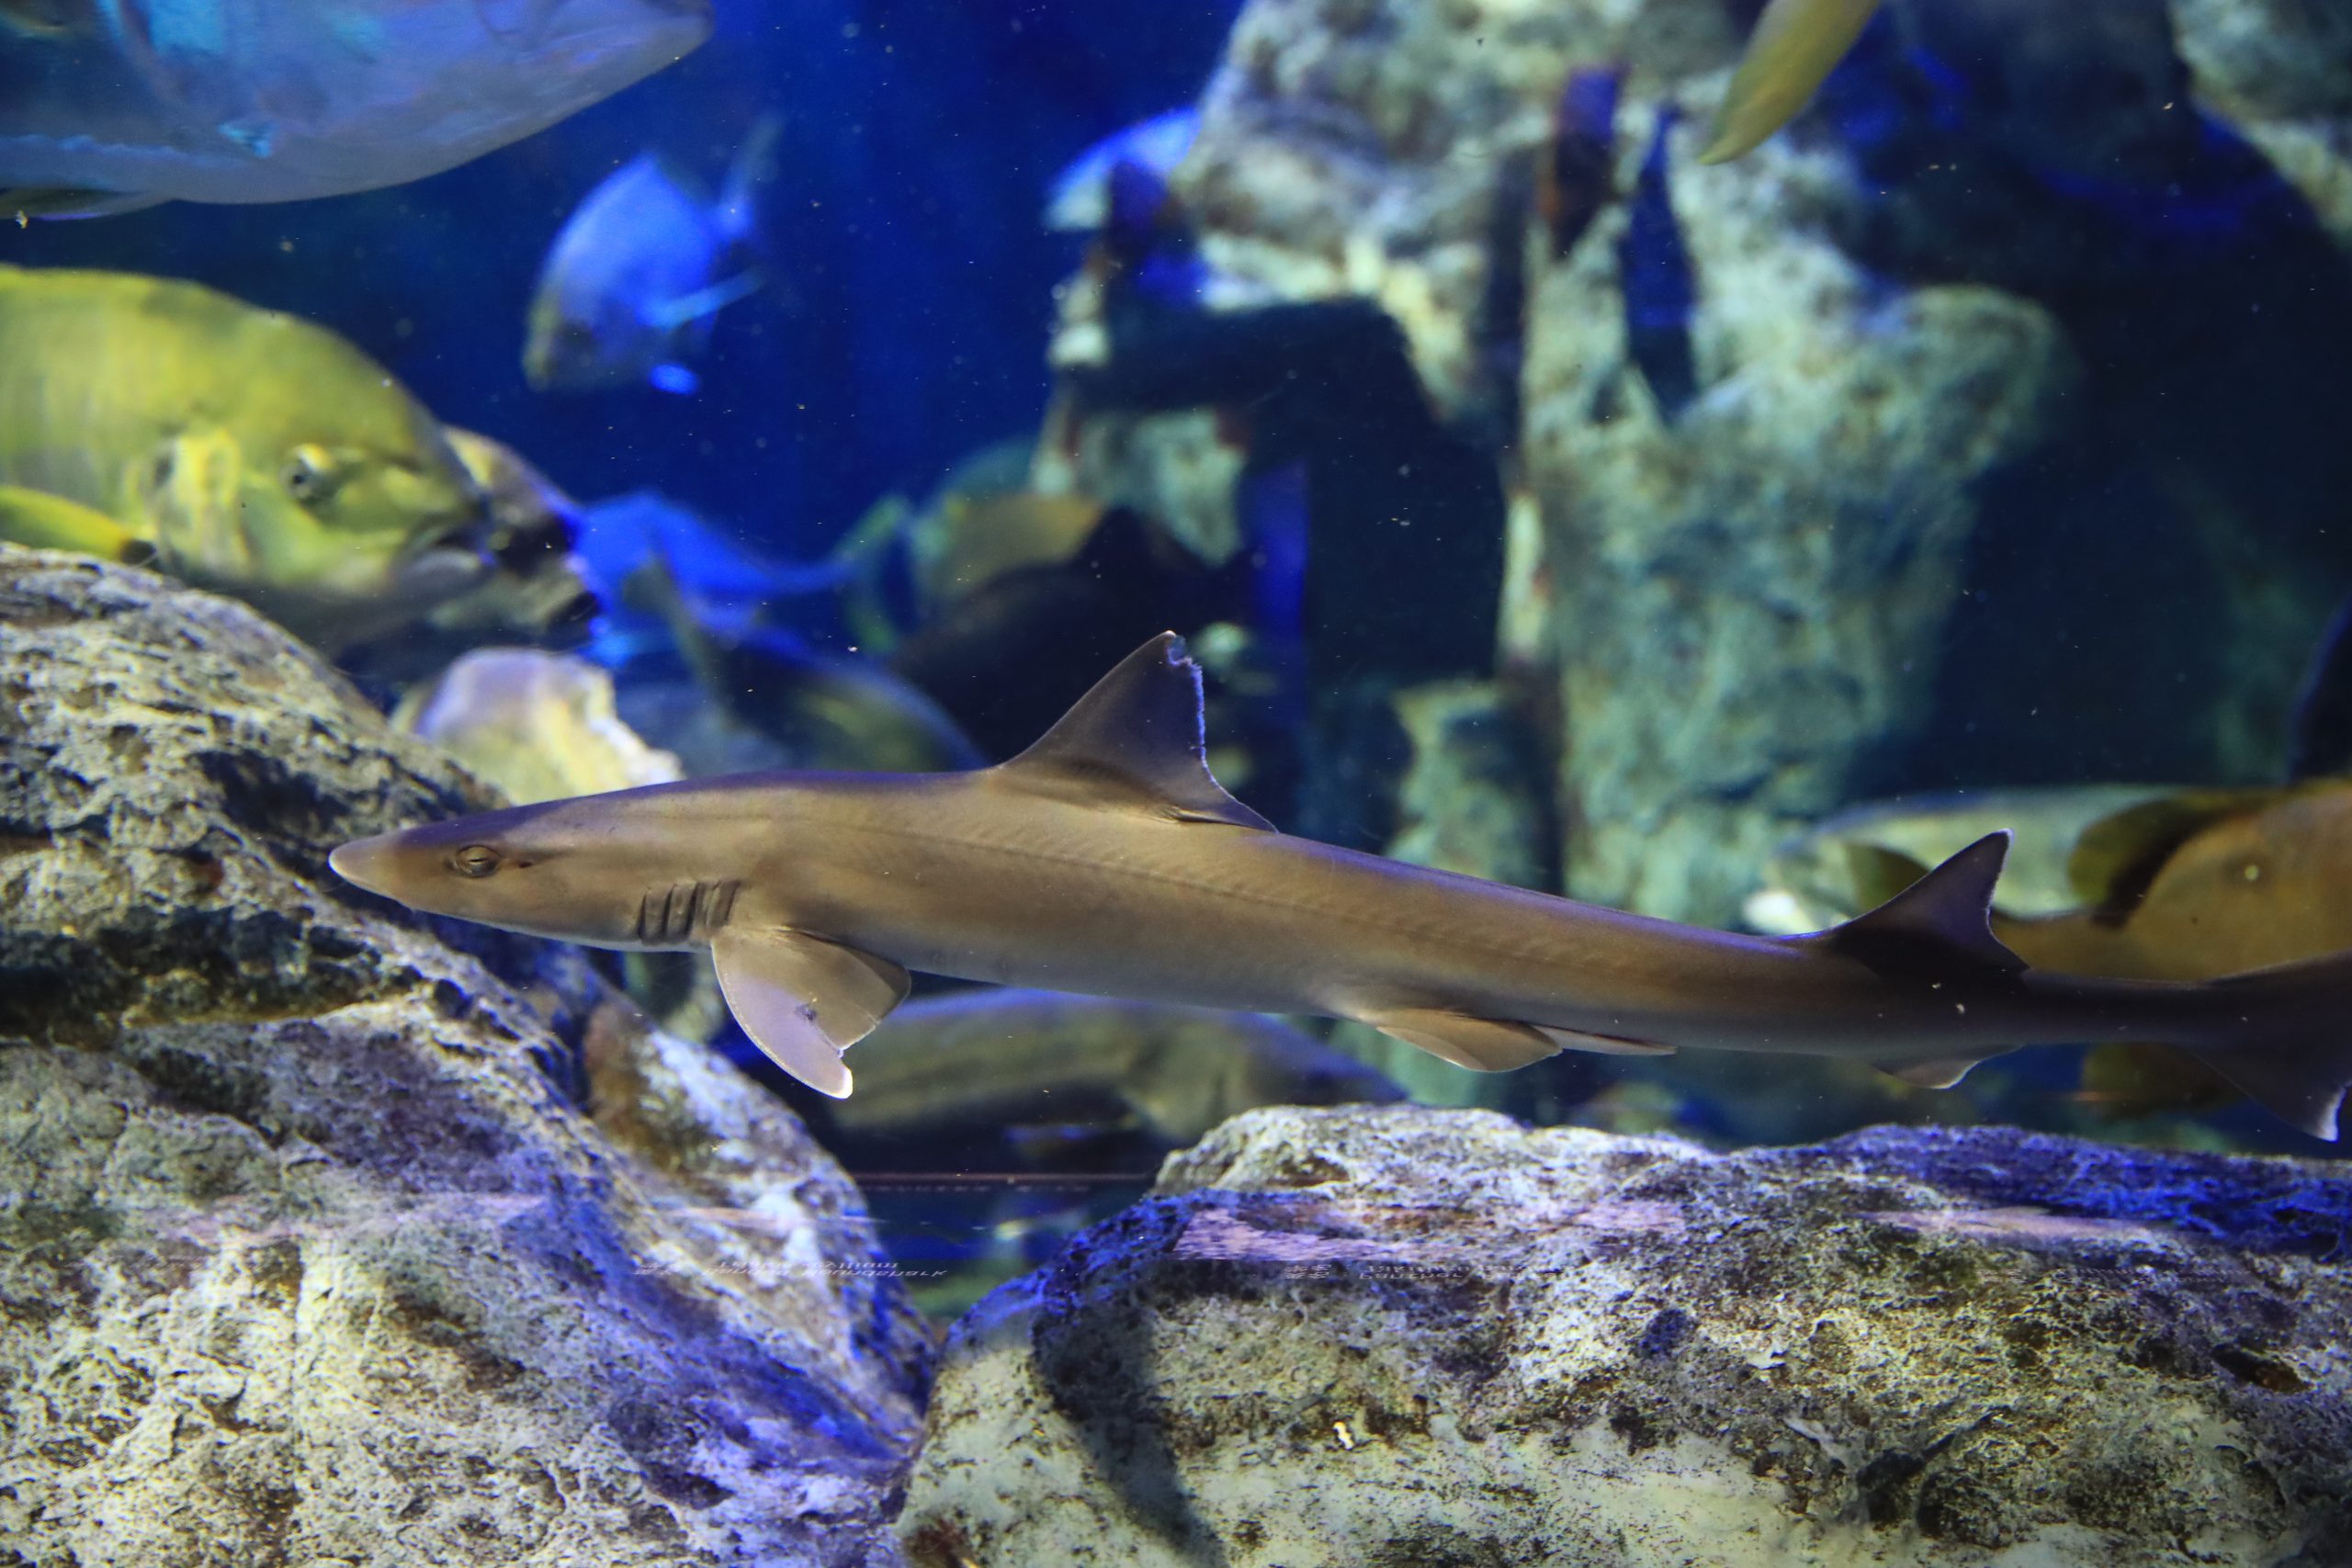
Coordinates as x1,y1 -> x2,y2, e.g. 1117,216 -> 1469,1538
1805,831 -> 2024,979
1355,1007 -> 1567,1072
994,631 -> 1276,830
710,928 -> 910,1099
1535,1025 -> 1676,1058
1879,1055 -> 1993,1089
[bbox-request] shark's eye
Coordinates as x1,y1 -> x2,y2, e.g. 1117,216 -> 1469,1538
451,844 -> 503,878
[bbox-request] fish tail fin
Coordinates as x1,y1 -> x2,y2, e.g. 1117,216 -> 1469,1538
825,493 -> 915,654
2180,953 -> 2352,1141
720,113 -> 786,248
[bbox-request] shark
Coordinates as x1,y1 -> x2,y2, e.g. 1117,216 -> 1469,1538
330,634 -> 2352,1142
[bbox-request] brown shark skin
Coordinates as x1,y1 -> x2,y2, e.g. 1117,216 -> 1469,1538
334,762 -> 2256,1075
328,637 -> 2352,1139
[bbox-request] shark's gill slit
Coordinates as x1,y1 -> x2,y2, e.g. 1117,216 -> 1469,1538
638,878 -> 739,943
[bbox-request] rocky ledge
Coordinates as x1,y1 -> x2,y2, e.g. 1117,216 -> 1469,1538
0,547 -> 930,1567
901,1104 -> 2352,1567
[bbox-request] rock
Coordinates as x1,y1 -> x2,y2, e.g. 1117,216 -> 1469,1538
1531,194 -> 2066,921
900,1106 -> 2352,1566
2176,0 -> 2352,245
0,548 -> 929,1567
395,647 -> 685,807
1046,0 -> 2074,921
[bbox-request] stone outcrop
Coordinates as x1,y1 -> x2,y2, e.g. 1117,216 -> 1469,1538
0,547 -> 930,1567
2177,0 -> 2352,244
900,1105 -> 2352,1567
1048,0 -> 2074,921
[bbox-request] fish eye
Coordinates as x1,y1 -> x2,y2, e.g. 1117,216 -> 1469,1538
450,844 -> 503,878
282,446 -> 337,505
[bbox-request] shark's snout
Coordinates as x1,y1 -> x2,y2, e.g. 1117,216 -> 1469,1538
328,833 -> 401,897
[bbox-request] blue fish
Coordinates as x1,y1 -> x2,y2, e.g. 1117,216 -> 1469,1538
1,0 -> 709,218
524,115 -> 780,395
1619,107 -> 1700,424
1542,65 -> 1623,257
1045,107 -> 1200,232
574,489 -> 849,661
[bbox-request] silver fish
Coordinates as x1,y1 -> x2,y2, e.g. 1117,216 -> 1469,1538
331,635 -> 2352,1142
1,0 -> 711,217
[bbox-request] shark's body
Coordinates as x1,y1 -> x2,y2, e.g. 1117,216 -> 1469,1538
333,636 -> 2352,1141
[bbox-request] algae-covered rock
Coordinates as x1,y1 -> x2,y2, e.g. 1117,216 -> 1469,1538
0,547 -> 928,1567
2176,0 -> 2352,245
1049,0 -> 2073,921
901,1105 -> 2352,1567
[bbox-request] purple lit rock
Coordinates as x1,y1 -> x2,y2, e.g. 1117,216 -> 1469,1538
0,549 -> 929,1567
900,1105 -> 2352,1567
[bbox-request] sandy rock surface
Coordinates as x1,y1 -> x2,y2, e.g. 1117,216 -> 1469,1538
0,547 -> 930,1567
902,1104 -> 2352,1567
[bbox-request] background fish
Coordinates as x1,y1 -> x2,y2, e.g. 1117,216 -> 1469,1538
525,117 -> 780,395
1620,107 -> 1698,423
1045,107 -> 1200,232
0,0 -> 711,216
1769,784 -> 2352,1124
1700,0 -> 1884,164
815,987 -> 1406,1154
575,488 -> 849,643
1746,786 -> 2171,935
623,547 -> 986,776
0,265 -> 492,650
1538,66 -> 1623,258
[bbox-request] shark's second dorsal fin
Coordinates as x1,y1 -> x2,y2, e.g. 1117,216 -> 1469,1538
1804,831 -> 2024,978
996,632 -> 1275,830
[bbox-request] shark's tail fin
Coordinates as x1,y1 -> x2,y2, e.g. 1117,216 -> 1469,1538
2182,952 -> 2352,1141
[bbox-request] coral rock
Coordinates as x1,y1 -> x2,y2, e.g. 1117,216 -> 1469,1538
0,547 -> 928,1567
902,1104 -> 2352,1567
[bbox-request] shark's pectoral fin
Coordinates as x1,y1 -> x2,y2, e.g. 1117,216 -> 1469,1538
1355,1007 -> 1567,1073
710,928 -> 910,1099
994,632 -> 1275,831
1876,1055 -> 1995,1090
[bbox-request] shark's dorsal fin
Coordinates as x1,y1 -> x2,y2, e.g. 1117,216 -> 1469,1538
995,632 -> 1275,830
1804,831 -> 2024,978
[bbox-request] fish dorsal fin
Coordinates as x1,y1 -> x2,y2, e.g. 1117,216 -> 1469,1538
994,632 -> 1274,830
1806,832 -> 2023,978
2065,790 -> 2280,914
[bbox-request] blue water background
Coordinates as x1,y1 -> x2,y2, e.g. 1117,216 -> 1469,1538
4,1 -> 1240,567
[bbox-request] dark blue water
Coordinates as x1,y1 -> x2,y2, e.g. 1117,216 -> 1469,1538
6,0 -> 1240,566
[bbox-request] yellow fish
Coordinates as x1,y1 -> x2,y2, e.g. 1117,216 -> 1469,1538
1699,0 -> 1884,164
0,265 -> 492,650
